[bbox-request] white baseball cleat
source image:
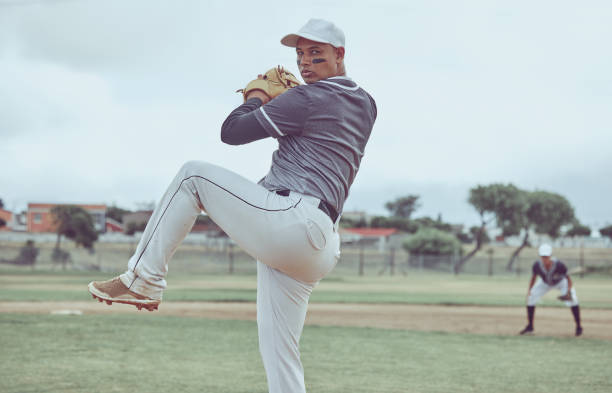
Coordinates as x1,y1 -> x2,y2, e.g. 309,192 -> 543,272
88,277 -> 161,312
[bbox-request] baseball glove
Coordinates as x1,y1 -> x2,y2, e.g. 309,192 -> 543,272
237,66 -> 301,102
558,293 -> 573,301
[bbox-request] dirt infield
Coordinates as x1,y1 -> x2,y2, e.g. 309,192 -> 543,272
2,301 -> 610,340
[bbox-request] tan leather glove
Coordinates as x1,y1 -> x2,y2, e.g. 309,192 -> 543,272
237,66 -> 301,102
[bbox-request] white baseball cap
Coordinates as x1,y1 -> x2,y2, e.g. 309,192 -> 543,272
281,18 -> 345,48
538,244 -> 553,257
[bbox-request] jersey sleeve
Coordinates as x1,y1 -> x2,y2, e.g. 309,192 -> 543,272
253,86 -> 310,138
532,262 -> 538,275
367,93 -> 378,121
220,98 -> 270,145
558,262 -> 568,276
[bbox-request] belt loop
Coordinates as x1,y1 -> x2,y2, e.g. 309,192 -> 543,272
276,189 -> 339,224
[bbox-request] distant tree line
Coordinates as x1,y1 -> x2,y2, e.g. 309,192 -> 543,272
340,183 -> 609,274
457,184 -> 586,273
2,195 -> 612,272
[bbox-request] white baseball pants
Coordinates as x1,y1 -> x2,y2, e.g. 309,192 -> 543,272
119,160 -> 341,393
527,277 -> 579,307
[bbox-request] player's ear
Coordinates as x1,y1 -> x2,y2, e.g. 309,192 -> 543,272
335,47 -> 345,63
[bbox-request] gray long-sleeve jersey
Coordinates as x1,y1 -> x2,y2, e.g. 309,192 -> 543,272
221,76 -> 377,215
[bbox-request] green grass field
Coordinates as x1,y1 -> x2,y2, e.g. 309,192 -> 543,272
1,266 -> 611,393
1,313 -> 611,393
1,267 -> 611,308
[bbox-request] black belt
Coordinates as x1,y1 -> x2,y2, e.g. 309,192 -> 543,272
276,190 -> 339,223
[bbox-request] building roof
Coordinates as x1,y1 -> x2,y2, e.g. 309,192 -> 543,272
341,228 -> 398,237
105,218 -> 124,232
28,203 -> 106,209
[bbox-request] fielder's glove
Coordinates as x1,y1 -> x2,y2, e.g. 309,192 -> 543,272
558,293 -> 573,301
237,66 -> 301,102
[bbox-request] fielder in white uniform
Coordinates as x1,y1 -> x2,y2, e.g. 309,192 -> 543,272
88,18 -> 377,393
519,244 -> 583,337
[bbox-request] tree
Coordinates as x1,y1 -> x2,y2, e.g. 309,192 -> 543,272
456,226 -> 492,244
51,205 -> 98,269
339,216 -> 367,228
455,231 -> 472,244
18,240 -> 39,266
370,216 -> 418,233
403,227 -> 462,256
52,248 -> 72,269
125,221 -> 147,236
505,190 -> 575,271
455,183 -> 526,274
413,216 -> 453,232
385,195 -> 420,219
0,240 -> 39,268
470,225 -> 490,243
566,223 -> 591,237
528,191 -> 575,237
599,225 -> 612,241
106,205 -> 131,223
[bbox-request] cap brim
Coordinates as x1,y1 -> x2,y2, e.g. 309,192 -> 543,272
280,32 -> 336,48
280,34 -> 301,47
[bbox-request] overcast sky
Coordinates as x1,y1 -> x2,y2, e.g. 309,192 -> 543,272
1,0 -> 611,229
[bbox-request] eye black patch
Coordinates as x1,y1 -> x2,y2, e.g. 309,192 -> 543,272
312,58 -> 327,64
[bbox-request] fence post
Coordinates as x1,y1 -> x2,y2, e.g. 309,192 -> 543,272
402,251 -> 409,276
580,242 -> 585,279
487,248 -> 494,277
359,242 -> 365,276
406,252 -> 411,272
389,247 -> 395,276
228,243 -> 234,274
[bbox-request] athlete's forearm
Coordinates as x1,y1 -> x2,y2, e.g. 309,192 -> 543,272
220,98 -> 270,145
527,275 -> 536,291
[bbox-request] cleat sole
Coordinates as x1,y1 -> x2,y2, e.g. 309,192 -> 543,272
88,281 -> 161,312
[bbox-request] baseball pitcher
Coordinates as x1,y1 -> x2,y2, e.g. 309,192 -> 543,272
88,18 -> 377,393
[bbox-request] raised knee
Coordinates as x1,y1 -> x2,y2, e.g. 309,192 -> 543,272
180,160 -> 212,177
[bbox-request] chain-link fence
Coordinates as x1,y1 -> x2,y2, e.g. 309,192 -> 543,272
1,235 -> 611,277
337,244 -> 612,277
